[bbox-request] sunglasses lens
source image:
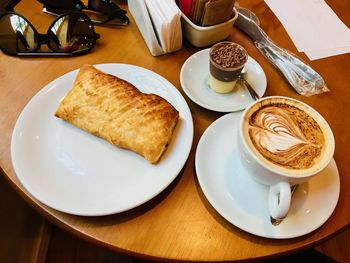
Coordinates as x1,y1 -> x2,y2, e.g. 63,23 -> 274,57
48,13 -> 96,53
0,13 -> 37,54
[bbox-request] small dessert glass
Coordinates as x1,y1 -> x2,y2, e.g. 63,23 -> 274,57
209,42 -> 248,93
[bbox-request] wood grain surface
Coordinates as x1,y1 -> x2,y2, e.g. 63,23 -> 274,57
1,0 -> 349,261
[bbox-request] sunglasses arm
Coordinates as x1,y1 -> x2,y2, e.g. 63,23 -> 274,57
17,52 -> 74,56
4,0 -> 21,11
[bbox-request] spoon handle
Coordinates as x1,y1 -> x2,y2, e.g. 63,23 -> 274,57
242,78 -> 260,100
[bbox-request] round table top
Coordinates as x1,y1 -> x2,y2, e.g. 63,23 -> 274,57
1,0 -> 349,261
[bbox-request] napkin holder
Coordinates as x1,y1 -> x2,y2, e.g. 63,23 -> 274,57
128,0 -> 182,56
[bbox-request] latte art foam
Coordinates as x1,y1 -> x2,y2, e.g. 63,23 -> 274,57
248,104 -> 324,170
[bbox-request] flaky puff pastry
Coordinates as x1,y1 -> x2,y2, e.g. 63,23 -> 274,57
55,64 -> 179,164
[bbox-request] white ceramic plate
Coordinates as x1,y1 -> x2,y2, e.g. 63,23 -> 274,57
195,112 -> 340,239
11,64 -> 193,216
180,49 -> 267,112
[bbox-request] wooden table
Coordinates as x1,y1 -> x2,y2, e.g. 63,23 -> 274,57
1,0 -> 349,261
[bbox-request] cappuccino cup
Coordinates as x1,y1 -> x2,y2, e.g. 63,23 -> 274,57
238,96 -> 335,220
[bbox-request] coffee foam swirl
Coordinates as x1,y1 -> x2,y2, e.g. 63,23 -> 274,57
248,104 -> 324,170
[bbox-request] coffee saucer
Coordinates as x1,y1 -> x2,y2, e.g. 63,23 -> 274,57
180,49 -> 267,112
195,112 -> 340,239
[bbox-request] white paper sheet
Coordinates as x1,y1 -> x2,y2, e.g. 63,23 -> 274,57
265,0 -> 350,60
305,46 -> 350,60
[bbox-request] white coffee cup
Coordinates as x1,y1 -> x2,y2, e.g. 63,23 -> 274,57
238,96 -> 335,220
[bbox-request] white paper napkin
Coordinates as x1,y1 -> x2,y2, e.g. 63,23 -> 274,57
144,0 -> 182,53
265,0 -> 350,60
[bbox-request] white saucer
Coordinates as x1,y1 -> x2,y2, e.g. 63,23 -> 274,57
195,112 -> 340,239
180,49 -> 267,112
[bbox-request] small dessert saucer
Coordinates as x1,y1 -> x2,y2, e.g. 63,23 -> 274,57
195,112 -> 340,239
180,49 -> 267,112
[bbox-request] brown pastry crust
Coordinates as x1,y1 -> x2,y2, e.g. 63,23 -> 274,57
55,64 -> 179,164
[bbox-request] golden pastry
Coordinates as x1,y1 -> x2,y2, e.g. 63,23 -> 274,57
55,64 -> 179,164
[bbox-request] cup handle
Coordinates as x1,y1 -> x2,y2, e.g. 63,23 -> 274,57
268,182 -> 291,220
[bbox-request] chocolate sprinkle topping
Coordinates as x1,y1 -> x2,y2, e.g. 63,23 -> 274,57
210,43 -> 247,68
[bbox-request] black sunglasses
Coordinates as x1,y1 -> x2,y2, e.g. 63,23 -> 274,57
0,11 -> 100,56
39,0 -> 130,26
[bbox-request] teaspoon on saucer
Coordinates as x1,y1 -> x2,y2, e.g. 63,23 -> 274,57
238,68 -> 260,100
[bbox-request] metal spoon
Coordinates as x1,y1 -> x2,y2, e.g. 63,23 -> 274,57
238,68 -> 260,100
